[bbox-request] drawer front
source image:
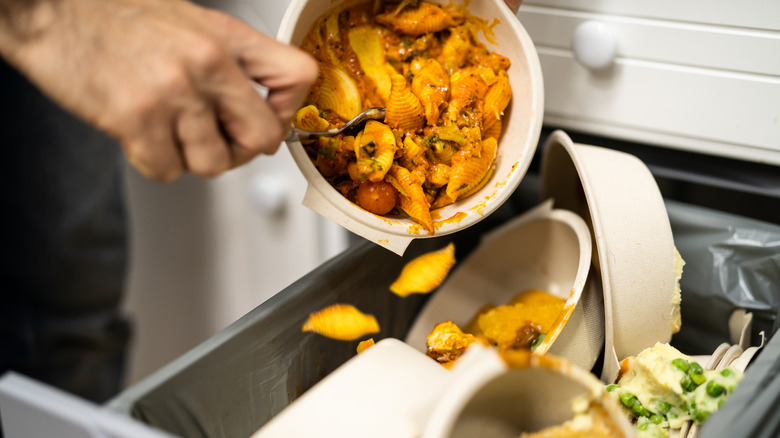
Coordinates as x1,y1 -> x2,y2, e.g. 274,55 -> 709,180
523,0 -> 780,31
518,5 -> 780,165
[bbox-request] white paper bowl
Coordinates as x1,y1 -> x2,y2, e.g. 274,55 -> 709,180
277,0 -> 544,255
422,345 -> 636,438
540,130 -> 679,382
406,201 -> 604,372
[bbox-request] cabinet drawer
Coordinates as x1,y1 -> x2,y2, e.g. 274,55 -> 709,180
517,5 -> 780,165
523,0 -> 780,31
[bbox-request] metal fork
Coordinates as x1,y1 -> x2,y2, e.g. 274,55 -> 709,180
285,107 -> 386,142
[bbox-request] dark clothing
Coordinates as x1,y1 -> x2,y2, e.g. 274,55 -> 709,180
0,57 -> 130,404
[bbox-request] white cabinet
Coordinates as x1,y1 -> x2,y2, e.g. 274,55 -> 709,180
518,2 -> 780,165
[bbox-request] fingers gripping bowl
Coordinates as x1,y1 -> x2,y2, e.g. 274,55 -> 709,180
278,0 -> 544,255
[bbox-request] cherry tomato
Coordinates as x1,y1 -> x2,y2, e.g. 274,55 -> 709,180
357,181 -> 398,215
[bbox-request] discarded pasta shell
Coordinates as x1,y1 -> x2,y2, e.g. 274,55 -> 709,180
302,304 -> 380,341
357,338 -> 376,354
390,242 -> 456,297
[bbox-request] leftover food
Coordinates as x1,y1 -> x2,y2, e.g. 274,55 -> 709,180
426,289 -> 565,366
607,343 -> 743,437
294,0 -> 512,234
389,242 -> 456,296
302,303 -> 380,340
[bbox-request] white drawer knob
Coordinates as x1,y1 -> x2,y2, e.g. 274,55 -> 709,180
571,21 -> 617,70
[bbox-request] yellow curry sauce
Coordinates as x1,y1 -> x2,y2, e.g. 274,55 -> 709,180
426,289 -> 566,366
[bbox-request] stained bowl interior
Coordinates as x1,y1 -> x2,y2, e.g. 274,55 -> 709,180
405,203 -> 600,371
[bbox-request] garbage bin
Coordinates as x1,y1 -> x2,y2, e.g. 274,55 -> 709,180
99,180 -> 780,438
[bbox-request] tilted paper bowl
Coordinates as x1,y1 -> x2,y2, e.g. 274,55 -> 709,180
422,345 -> 636,438
405,201 -> 604,373
277,0 -> 544,255
540,130 -> 679,383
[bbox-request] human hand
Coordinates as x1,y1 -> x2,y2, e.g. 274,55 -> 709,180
0,0 -> 317,181
504,0 -> 522,13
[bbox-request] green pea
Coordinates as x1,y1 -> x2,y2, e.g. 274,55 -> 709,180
680,374 -> 696,392
691,409 -> 709,423
721,368 -> 733,377
606,384 -> 619,393
632,401 -> 651,417
689,361 -> 704,375
650,414 -> 664,424
672,358 -> 690,373
706,380 -> 725,397
619,392 -> 637,409
690,372 -> 706,386
656,401 -> 671,414
637,422 -> 649,431
530,334 -> 546,352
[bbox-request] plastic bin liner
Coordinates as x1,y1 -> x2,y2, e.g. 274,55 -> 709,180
667,200 -> 780,354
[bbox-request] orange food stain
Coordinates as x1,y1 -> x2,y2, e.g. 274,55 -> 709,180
405,224 -> 425,235
536,296 -> 577,354
434,212 -> 469,230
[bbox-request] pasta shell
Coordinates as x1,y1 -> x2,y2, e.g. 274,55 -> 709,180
483,118 -> 502,140
357,338 -> 375,354
387,164 -> 433,234
354,120 -> 397,182
390,242 -> 456,297
411,58 -> 450,126
446,69 -> 488,126
301,304 -> 380,341
376,1 -> 464,37
422,133 -> 455,165
348,25 -> 396,103
399,134 -> 428,168
293,105 -> 330,131
318,64 -> 362,121
386,74 -> 425,134
446,137 -> 497,201
458,165 -> 494,199
483,70 -> 511,131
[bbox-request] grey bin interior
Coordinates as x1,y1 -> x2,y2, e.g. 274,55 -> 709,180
105,236 -> 454,438
106,179 -> 780,438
